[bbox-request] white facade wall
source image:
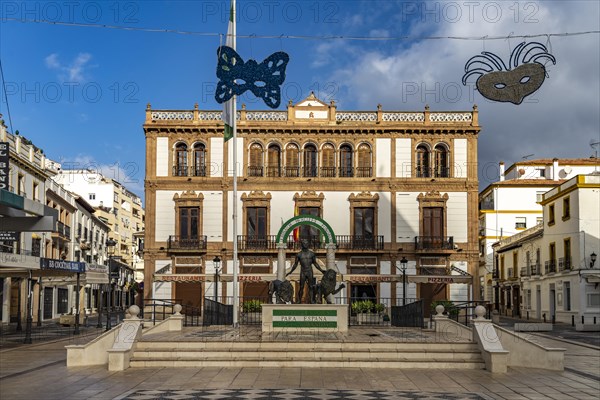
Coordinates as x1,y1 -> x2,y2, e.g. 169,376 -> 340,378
269,191 -> 296,236
153,260 -> 172,299
375,138 -> 391,178
203,192 -> 223,242
227,138 -> 243,177
504,164 -> 597,181
210,137 -> 224,177
322,192 -> 351,236
377,192 -> 392,240
395,138 -> 411,178
453,138 -> 467,178
446,192 -> 468,242
54,173 -> 115,208
155,190 -> 177,242
156,137 -> 169,177
396,193 -> 419,242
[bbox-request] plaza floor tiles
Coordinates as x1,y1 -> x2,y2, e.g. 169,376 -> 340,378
115,388 -> 490,400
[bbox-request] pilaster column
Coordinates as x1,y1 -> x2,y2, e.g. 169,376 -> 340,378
277,243 -> 287,281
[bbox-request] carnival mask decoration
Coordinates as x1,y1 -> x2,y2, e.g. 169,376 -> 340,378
462,42 -> 556,105
215,46 -> 290,109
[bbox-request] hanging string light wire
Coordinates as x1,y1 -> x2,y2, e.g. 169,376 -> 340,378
3,17 -> 599,42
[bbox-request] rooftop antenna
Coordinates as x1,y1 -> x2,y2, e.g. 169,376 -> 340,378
590,139 -> 600,158
522,154 -> 535,160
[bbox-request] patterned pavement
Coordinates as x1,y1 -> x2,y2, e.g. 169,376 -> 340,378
117,388 -> 488,400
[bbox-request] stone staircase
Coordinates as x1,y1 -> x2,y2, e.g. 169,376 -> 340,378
129,340 -> 485,369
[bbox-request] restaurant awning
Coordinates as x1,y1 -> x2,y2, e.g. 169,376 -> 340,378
154,273 -> 472,284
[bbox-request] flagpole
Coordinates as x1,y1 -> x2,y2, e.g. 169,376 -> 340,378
231,0 -> 239,328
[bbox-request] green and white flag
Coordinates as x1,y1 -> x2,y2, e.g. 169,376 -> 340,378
223,1 -> 236,142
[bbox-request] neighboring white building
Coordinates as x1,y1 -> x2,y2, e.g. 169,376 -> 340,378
479,158 -> 600,303
492,174 -> 600,324
54,170 -> 144,267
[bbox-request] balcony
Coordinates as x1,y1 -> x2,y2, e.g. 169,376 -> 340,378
558,257 -> 572,272
531,262 -> 541,276
54,221 -> 71,240
414,236 -> 454,252
320,167 -> 336,177
167,235 -> 207,252
507,268 -> 514,278
236,235 -> 385,252
172,166 -> 207,177
520,266 -> 530,277
545,260 -> 557,274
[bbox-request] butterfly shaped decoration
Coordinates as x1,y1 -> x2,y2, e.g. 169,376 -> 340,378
215,46 -> 290,109
462,42 -> 556,105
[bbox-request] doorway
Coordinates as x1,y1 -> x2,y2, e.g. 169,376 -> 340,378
44,287 -> 54,319
549,283 -> 556,321
536,285 -> 541,319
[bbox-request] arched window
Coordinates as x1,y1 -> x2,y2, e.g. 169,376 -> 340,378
321,143 -> 335,177
285,143 -> 299,177
267,144 -> 281,177
357,143 -> 372,177
193,143 -> 206,176
339,144 -> 354,177
303,144 -> 318,177
174,142 -> 188,176
249,143 -> 264,177
434,144 -> 449,178
416,144 -> 430,178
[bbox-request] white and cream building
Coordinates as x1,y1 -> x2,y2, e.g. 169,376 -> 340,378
492,174 -> 600,324
479,158 -> 600,306
143,94 -> 481,314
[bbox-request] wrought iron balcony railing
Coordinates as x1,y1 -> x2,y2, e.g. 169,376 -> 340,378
355,166 -> 372,178
320,166 -> 336,177
545,259 -> 557,274
167,235 -> 207,251
55,221 -> 71,238
531,262 -> 541,276
520,266 -> 530,277
172,166 -> 208,177
236,234 -> 385,251
414,236 -> 454,250
248,166 -> 263,177
558,257 -> 572,271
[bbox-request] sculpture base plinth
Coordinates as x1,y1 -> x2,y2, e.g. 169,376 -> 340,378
262,304 -> 348,333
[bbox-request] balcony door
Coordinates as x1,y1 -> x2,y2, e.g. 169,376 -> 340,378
423,207 -> 443,248
353,207 -> 374,248
299,207 -> 320,248
179,207 -> 199,243
246,207 -> 267,248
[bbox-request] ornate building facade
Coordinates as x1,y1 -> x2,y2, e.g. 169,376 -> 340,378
143,94 -> 481,314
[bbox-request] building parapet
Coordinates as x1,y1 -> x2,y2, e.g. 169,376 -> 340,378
145,103 -> 479,127
494,223 -> 543,251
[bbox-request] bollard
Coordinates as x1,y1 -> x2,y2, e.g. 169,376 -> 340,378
595,317 -> 597,325
582,315 -> 585,324
552,314 -> 555,324
527,311 -> 529,320
572,315 -> 575,327
543,313 -> 546,323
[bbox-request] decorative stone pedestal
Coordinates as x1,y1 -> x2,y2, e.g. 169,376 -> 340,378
262,304 -> 348,332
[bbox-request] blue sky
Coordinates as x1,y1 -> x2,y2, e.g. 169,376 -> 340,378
1,1 -> 599,201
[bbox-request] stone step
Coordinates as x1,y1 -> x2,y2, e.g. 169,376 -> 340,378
129,358 -> 486,369
132,350 -> 482,361
135,341 -> 478,352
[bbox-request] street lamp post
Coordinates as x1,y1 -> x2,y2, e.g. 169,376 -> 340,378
213,256 -> 221,302
24,271 -> 33,344
400,257 -> 408,306
105,239 -> 117,331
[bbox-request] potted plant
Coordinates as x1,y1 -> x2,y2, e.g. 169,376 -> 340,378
242,299 -> 263,323
352,300 -> 374,325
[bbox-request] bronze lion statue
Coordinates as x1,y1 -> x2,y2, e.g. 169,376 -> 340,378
268,279 -> 294,304
315,269 -> 345,304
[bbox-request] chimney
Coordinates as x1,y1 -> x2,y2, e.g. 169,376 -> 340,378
499,162 -> 505,181
552,158 -> 559,181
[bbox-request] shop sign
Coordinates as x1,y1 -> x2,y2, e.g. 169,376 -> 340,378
427,277 -> 455,283
0,231 -> 18,241
0,142 -> 8,190
40,258 -> 85,273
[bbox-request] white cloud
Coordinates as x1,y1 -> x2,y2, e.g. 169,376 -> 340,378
44,52 -> 93,83
316,1 -> 600,186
